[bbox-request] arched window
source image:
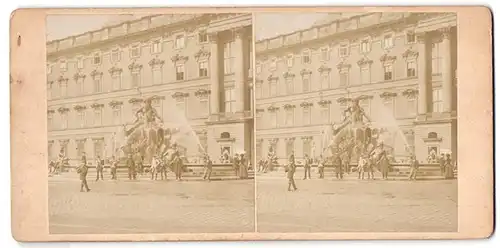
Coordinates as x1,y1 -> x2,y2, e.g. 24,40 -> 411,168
220,132 -> 231,139
428,132 -> 438,139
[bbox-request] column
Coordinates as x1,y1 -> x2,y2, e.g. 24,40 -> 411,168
234,28 -> 246,113
417,32 -> 429,116
209,33 -> 220,115
441,27 -> 453,113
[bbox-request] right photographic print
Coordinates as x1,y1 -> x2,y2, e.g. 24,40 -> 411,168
254,12 -> 458,232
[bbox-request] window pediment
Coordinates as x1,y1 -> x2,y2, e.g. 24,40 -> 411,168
380,54 -> 397,64
148,58 -> 165,67
402,89 -> 419,99
73,73 -> 86,80
73,105 -> 86,111
171,54 -> 189,64
402,49 -> 419,60
128,62 -> 143,71
379,92 -> 398,100
318,65 -> 332,73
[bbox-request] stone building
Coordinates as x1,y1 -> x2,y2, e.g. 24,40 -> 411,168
46,13 -> 254,163
254,12 -> 457,164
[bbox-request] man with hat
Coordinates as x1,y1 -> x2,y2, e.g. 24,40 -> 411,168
202,153 -> 213,181
408,154 -> 419,180
126,153 -> 137,180
76,157 -> 91,192
286,151 -> 298,191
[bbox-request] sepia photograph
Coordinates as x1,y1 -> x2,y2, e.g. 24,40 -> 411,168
254,12 -> 458,232
46,13 -> 255,234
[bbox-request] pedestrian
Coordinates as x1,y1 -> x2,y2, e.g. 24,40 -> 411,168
357,155 -> 367,180
444,154 -> 454,179
318,155 -> 325,179
377,150 -> 390,180
134,151 -> 143,175
126,153 -> 137,180
95,156 -> 104,181
286,152 -> 298,191
341,149 -> 350,174
110,156 -> 118,180
77,158 -> 90,192
334,154 -> 343,179
232,153 -> 240,177
303,154 -> 312,180
203,155 -> 213,181
409,155 -> 419,180
365,156 -> 375,180
439,153 -> 445,176
239,152 -> 248,179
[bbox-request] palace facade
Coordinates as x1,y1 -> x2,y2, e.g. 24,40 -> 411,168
47,13 -> 254,163
254,12 -> 457,163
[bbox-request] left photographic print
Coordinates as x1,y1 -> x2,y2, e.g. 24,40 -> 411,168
46,13 -> 255,234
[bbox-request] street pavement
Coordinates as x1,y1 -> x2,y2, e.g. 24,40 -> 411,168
257,176 -> 458,233
49,176 -> 255,234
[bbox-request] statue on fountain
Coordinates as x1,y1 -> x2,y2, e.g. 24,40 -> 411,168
120,97 -> 166,167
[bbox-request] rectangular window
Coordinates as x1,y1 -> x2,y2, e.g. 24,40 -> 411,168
321,73 -> 330,89
432,43 -> 442,74
176,100 -> 186,117
175,64 -> 185,81
302,76 -> 310,92
93,78 -> 102,93
339,70 -> 349,86
60,82 -> 68,97
60,60 -> 67,71
406,31 -> 416,44
320,106 -> 330,124
255,83 -> 262,99
303,141 -> 311,158
360,67 -> 370,84
94,109 -> 102,126
112,74 -> 121,90
383,34 -> 394,49
407,61 -> 417,77
60,113 -> 68,129
407,98 -> 417,116
270,81 -> 278,97
360,39 -> 370,53
199,98 -> 209,116
269,57 -> 277,71
302,50 -> 311,64
131,71 -> 141,87
112,107 -> 121,125
285,109 -> 294,126
198,32 -> 208,43
383,64 -> 393,81
339,43 -> 349,57
199,61 -> 208,77
432,88 -> 443,113
151,40 -> 161,54
175,35 -> 185,49
286,78 -> 294,94
383,98 -> 395,116
302,108 -> 311,125
287,54 -> 294,67
92,53 -> 101,65
76,58 -> 83,69
111,49 -> 121,63
130,45 -> 140,58
255,111 -> 263,128
270,112 -> 278,128
256,63 -> 262,74
286,141 -> 294,158
77,141 -> 85,157
223,41 -> 234,74
152,69 -> 162,85
224,87 -> 236,113
320,47 -> 329,61
47,114 -> 53,130
78,111 -> 86,128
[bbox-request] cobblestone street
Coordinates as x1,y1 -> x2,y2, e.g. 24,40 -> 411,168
49,177 -> 255,234
257,177 -> 457,233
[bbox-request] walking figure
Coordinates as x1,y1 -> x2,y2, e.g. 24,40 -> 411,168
318,155 -> 325,179
377,150 -> 390,180
334,155 -> 343,179
95,156 -> 104,181
203,154 -> 213,181
127,153 -> 137,180
408,155 -> 419,180
357,155 -> 367,180
110,156 -> 118,180
286,152 -> 298,191
303,154 -> 312,180
77,158 -> 90,192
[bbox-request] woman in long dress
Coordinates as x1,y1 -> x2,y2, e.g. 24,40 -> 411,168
239,153 -> 248,179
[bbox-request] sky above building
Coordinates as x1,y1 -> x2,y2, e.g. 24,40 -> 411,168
46,13 -> 329,42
